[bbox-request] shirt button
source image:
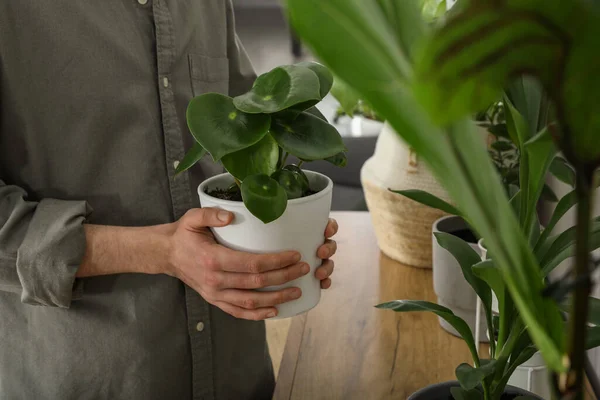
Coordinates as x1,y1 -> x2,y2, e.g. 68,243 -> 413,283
137,0 -> 148,4
196,322 -> 205,332
163,77 -> 169,88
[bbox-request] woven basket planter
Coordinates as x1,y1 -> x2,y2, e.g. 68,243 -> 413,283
360,122 -> 451,268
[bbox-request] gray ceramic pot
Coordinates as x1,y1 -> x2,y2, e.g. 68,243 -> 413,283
408,381 -> 543,400
433,216 -> 488,342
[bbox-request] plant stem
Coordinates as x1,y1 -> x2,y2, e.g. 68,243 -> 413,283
297,160 -> 304,168
234,178 -> 242,187
561,167 -> 594,399
282,152 -> 289,166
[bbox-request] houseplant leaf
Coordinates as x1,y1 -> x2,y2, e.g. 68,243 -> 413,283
535,190 -> 577,251
472,260 -> 505,317
538,217 -> 600,276
304,106 -> 328,122
271,169 -> 308,199
324,152 -> 347,167
391,189 -> 460,215
561,297 -> 600,327
270,111 -> 345,160
282,164 -> 310,188
241,174 -> 288,223
187,93 -> 271,161
586,326 -> 600,349
412,3 -> 564,126
286,0 -> 565,371
455,360 -> 497,391
221,134 -> 279,181
376,300 -> 480,364
233,64 -> 322,114
175,141 -> 206,176
295,61 -> 334,99
549,157 -> 576,187
434,232 -> 494,342
331,76 -> 360,116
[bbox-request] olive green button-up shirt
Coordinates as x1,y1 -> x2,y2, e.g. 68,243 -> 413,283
0,1 -> 275,399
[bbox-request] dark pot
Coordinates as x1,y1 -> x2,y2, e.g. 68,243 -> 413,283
408,381 -> 544,400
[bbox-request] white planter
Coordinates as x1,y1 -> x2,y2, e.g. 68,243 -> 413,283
508,352 -> 551,399
433,216 -> 488,342
198,171 -> 333,319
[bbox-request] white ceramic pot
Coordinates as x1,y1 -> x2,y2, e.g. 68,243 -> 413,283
198,171 -> 333,319
433,216 -> 488,342
508,352 -> 551,399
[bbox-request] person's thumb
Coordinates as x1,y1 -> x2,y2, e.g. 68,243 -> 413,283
181,208 -> 233,229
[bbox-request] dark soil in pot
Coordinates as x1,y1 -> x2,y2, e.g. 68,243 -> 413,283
408,381 -> 543,400
206,187 -> 318,201
448,227 -> 478,244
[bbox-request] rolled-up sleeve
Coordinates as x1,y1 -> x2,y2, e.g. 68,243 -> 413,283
0,181 -> 91,308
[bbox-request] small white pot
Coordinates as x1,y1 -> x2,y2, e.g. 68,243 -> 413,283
433,216 -> 488,342
507,352 -> 551,399
198,171 -> 333,319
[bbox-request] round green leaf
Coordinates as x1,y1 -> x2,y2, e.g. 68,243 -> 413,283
271,169 -> 308,199
296,61 -> 333,98
186,93 -> 271,161
233,65 -> 322,114
222,134 -> 279,181
241,174 -> 288,224
325,152 -> 348,167
270,111 -> 346,160
282,164 -> 310,188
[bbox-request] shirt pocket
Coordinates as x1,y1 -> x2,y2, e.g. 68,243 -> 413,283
188,53 -> 229,97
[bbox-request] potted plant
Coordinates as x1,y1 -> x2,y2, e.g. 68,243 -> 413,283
286,0 -> 600,398
176,61 -> 346,319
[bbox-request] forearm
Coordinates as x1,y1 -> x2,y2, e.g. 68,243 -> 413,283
77,223 -> 175,278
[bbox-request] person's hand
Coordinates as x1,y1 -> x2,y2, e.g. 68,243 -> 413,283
315,218 -> 338,289
167,208 -> 309,320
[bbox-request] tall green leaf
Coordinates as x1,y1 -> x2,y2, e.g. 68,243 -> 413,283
535,190 -> 577,251
472,260 -> 505,318
330,76 -> 360,116
376,300 -> 480,365
550,157 -> 576,187
186,93 -> 271,161
286,0 -> 565,371
391,189 -> 460,215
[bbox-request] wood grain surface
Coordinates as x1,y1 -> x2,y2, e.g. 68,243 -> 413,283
273,211 -> 486,400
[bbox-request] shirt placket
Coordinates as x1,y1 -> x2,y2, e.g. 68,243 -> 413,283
151,1 -> 215,399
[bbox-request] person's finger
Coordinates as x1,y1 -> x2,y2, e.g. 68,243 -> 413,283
315,260 -> 334,280
324,218 -> 338,238
182,208 -> 233,231
212,301 -> 277,321
219,287 -> 302,309
317,239 -> 337,259
222,262 -> 310,289
320,278 -> 332,289
215,247 -> 301,273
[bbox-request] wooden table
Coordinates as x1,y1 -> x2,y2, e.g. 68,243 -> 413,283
273,211 -> 482,400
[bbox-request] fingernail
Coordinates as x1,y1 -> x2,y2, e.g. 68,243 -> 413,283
301,264 -> 310,274
217,211 -> 231,222
290,289 -> 301,299
266,312 -> 276,318
293,253 -> 302,263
